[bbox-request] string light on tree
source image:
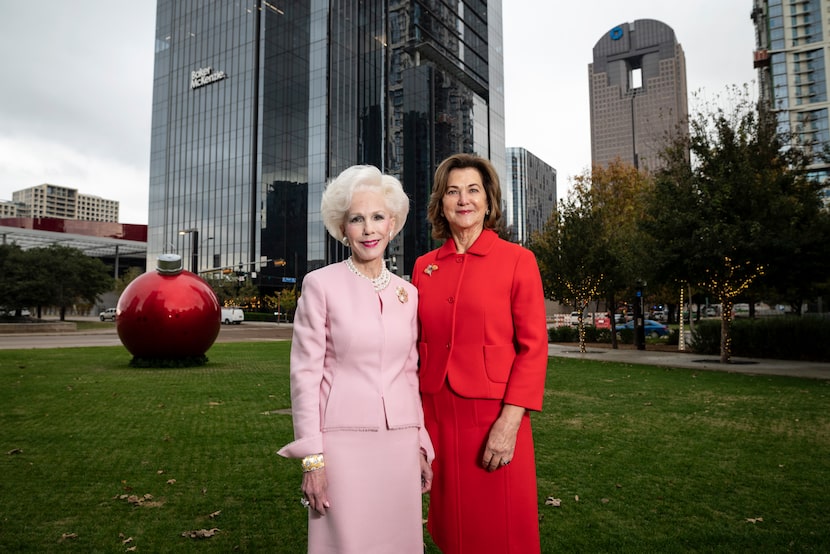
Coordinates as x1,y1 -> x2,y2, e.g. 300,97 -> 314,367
698,256 -> 765,363
563,272 -> 604,353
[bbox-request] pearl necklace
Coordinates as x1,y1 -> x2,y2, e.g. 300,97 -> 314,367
345,257 -> 391,292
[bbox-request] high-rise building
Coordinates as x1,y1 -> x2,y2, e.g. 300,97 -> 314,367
589,19 -> 688,172
11,184 -> 119,222
505,147 -> 556,243
752,0 -> 830,203
148,1 -> 506,289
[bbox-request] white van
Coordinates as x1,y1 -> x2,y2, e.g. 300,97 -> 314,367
221,307 -> 244,325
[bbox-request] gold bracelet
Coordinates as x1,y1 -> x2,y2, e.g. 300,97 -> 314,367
301,453 -> 324,472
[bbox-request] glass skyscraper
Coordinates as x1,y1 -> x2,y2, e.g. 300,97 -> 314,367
753,0 -> 830,203
148,1 -> 505,290
506,147 -> 556,244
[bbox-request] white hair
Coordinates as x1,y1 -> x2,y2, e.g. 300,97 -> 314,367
320,165 -> 409,241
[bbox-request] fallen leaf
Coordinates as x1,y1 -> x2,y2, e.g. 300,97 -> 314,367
122,536 -> 133,544
126,547 -> 137,552
58,533 -> 78,542
166,479 -> 177,485
208,510 -> 221,519
545,497 -> 561,507
182,528 -> 220,539
7,448 -> 22,455
574,495 -> 580,502
745,517 -> 764,524
601,498 -> 610,504
119,493 -> 155,506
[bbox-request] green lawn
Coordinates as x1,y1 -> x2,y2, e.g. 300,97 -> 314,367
1,343 -> 828,552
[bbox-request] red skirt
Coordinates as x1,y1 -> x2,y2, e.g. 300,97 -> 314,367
422,384 -> 540,554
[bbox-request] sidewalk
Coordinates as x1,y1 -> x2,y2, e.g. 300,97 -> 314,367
548,343 -> 830,380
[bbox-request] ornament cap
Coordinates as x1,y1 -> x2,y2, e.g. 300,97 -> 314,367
157,254 -> 183,275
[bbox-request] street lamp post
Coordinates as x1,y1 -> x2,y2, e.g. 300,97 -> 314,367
634,279 -> 646,350
178,228 -> 199,273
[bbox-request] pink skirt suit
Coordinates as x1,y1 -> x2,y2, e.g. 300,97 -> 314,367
279,262 -> 435,553
413,229 -> 548,553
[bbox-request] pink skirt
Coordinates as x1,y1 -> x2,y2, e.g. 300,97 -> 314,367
422,384 -> 540,554
307,425 -> 425,553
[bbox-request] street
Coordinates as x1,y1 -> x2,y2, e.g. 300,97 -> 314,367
0,321 -> 293,350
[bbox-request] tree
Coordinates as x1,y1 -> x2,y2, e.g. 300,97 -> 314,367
0,245 -> 57,317
0,244 -> 113,320
39,245 -> 114,320
644,85 -> 830,362
577,160 -> 655,345
0,245 -> 28,314
115,267 -> 144,295
529,187 -> 605,353
264,287 -> 298,320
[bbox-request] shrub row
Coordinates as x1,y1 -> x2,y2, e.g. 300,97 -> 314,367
243,311 -> 282,323
690,317 -> 830,362
548,325 -> 616,344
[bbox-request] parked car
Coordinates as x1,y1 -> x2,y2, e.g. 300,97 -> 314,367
594,314 -> 611,329
616,319 -> 669,338
221,306 -> 244,325
569,311 -> 594,326
99,308 -> 117,321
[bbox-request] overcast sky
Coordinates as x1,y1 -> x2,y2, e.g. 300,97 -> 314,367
0,1 -> 757,225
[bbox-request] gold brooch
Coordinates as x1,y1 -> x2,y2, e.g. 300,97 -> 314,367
424,264 -> 438,276
396,287 -> 408,303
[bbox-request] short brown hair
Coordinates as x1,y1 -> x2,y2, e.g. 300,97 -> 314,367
427,153 -> 504,240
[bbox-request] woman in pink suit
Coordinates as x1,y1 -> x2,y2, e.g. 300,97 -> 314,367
413,153 -> 548,553
278,165 -> 434,554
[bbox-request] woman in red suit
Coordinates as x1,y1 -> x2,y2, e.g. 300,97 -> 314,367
412,153 -> 548,553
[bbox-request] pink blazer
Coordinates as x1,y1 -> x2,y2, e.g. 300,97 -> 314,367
412,229 -> 548,411
278,261 -> 434,462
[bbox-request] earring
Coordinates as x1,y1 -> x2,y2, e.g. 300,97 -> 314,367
341,236 -> 349,247
389,231 -> 393,240
486,209 -> 490,216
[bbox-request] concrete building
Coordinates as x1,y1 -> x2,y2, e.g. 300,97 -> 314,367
11,184 -> 119,222
0,201 -> 20,218
506,147 -> 556,243
589,19 -> 689,172
752,0 -> 830,203
148,1 -> 506,290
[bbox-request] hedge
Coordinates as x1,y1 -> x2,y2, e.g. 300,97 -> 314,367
690,316 -> 830,362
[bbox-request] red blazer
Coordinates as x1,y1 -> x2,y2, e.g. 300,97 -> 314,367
412,229 -> 548,411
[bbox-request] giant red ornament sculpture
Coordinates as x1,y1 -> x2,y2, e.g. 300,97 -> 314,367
116,254 -> 221,361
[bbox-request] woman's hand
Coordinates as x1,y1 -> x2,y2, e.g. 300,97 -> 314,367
481,404 -> 525,472
419,453 -> 433,493
301,468 -> 331,515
